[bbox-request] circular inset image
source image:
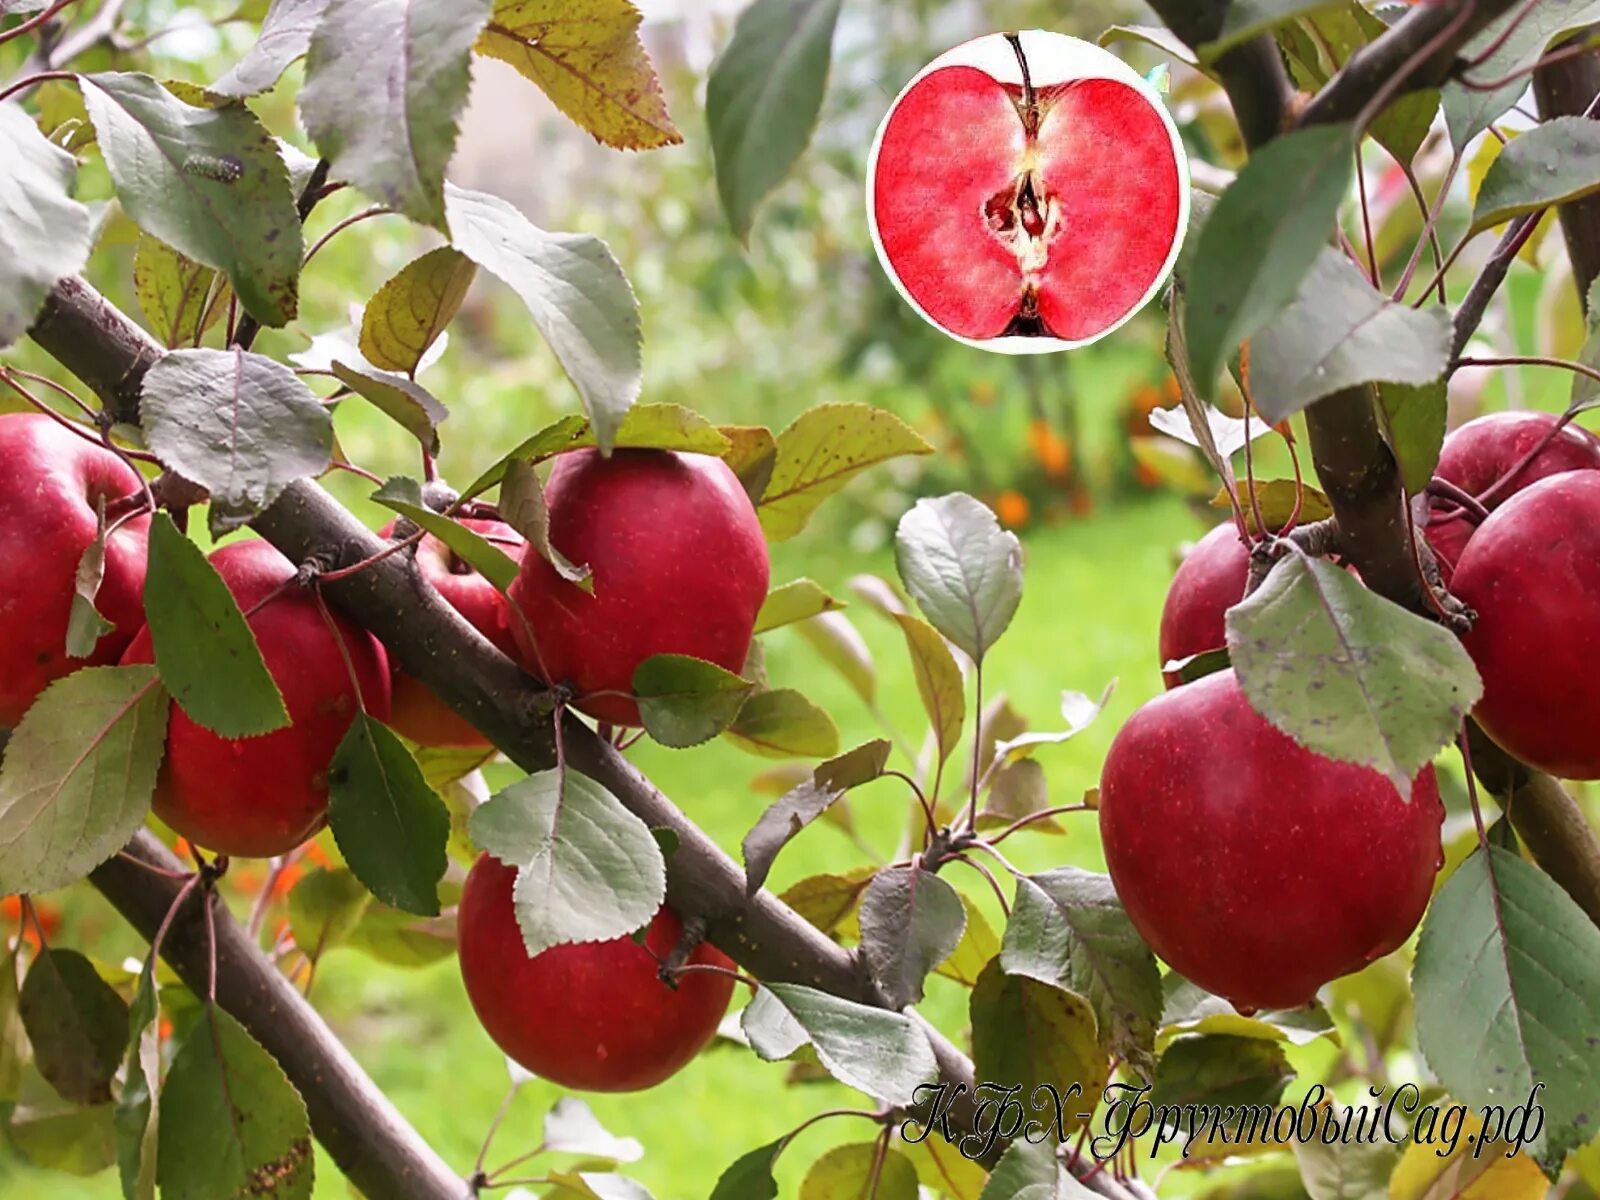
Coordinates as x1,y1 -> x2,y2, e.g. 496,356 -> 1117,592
867,30 -> 1190,354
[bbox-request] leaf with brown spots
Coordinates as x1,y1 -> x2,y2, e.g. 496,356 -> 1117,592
477,0 -> 681,151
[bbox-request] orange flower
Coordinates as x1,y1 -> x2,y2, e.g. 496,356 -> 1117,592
1027,419 -> 1072,477
994,490 -> 1031,528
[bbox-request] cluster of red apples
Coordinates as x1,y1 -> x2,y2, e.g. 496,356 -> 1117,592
1102,409 -> 1600,1012
0,412 -> 765,1093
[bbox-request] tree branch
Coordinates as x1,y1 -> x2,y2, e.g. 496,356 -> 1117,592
1534,29 -> 1600,306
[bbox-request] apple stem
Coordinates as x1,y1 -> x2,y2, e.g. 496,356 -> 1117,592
1005,32 -> 1039,135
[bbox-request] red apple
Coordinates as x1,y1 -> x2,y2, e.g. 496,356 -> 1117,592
1099,670 -> 1443,1012
457,853 -> 736,1092
122,538 -> 391,857
1157,522 -> 1250,688
1425,411 -> 1600,578
0,413 -> 150,727
1453,471 -> 1600,779
868,32 -> 1184,346
379,518 -> 523,749
507,449 -> 769,727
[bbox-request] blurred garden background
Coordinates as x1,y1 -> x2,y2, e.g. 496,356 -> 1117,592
1,0 -> 1592,1196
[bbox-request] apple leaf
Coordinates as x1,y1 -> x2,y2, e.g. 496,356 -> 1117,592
0,665 -> 168,896
1469,117 -> 1600,236
632,654 -> 754,749
1376,380 -> 1447,495
143,513 -> 289,738
779,869 -> 875,937
328,361 -> 448,455
1212,481 -> 1334,534
969,960 -> 1106,1135
1248,249 -> 1454,423
477,0 -> 680,151
80,73 -> 301,327
1182,121 -> 1355,397
212,0 -> 331,97
1198,0 -> 1343,62
709,1141 -> 781,1200
891,614 -> 964,773
359,246 -> 476,375
0,101 -> 93,349
1293,1102 -> 1401,1199
934,894 -> 1000,989
759,403 -> 934,542
133,234 -> 230,349
141,348 -> 333,535
858,865 -> 966,1009
301,0 -> 491,227
156,1007 -> 313,1199
794,611 -> 876,705
0,943 -> 24,1106
18,948 -> 129,1106
1148,401 -> 1272,459
978,1139 -> 1082,1199
741,982 -> 936,1105
1443,0 -> 1600,148
1098,24 -> 1201,69
66,523 -> 114,660
800,1143 -> 918,1200
1160,974 -> 1336,1048
287,867 -> 371,958
1414,844 -> 1600,1171
1150,1033 -> 1293,1109
724,688 -> 839,760
975,760 -> 1057,836
1226,553 -> 1479,793
500,458 -> 589,589
720,425 -> 778,504
7,1076 -> 118,1175
468,767 -> 665,955
991,684 -> 1113,765
445,182 -> 640,454
754,578 -> 843,634
1002,869 -> 1163,1081
370,476 -> 520,592
114,962 -> 160,1200
543,1097 -> 643,1163
741,777 -> 847,894
327,714 -> 450,916
894,493 -> 1022,664
707,0 -> 841,241
813,739 -> 891,793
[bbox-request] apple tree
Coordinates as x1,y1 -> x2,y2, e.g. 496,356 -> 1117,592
0,1 -> 1599,1199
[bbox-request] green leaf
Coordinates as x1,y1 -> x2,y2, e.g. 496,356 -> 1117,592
1443,1 -> 1600,148
328,361 -> 448,455
779,869 -> 875,937
1226,553 -> 1480,792
370,476 -> 519,591
1098,24 -> 1201,68
500,457 -> 589,589
1213,480 -> 1334,534
1470,117 -> 1600,235
0,943 -> 24,1105
724,689 -> 839,759
969,961 -> 1106,1136
327,714 -> 450,916
469,768 -> 665,955
934,893 -> 1000,988
477,0 -> 681,151
1182,122 -> 1355,396
893,493 -> 1022,664
978,1139 -> 1078,1199
543,1096 -> 643,1163
1293,1102 -> 1400,1199
891,614 -> 964,773
990,685 -> 1113,765
1376,380 -> 1447,495
287,867 -> 371,957
858,865 -> 965,1009
18,948 -> 129,1106
359,245 -> 476,375
754,578 -> 843,634
1150,1033 -> 1293,1109
741,776 -> 847,893
1161,973 -> 1336,1047
67,523 -> 115,660
141,348 -> 333,535
800,1142 -> 918,1200
301,0 -> 491,227
80,73 -> 301,326
133,234 -> 229,349
709,1141 -> 781,1200
0,665 -> 168,896
445,182 -> 641,453
1002,869 -> 1163,1080
632,654 -> 754,749
0,101 -> 94,349
1249,248 -> 1452,423
114,964 -> 160,1200
156,1007 -> 313,1199
814,739 -> 891,792
143,513 -> 289,737
1414,844 -> 1600,1169
741,982 -> 936,1105
707,0 -> 841,241
344,900 -> 454,966
976,760 -> 1056,835
794,611 -> 875,705
6,1074 -> 117,1176
1293,5 -> 1436,166
1198,0 -> 1343,61
212,0 -> 331,97
759,403 -> 934,542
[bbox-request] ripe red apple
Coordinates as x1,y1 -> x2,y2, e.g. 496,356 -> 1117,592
122,538 -> 391,857
1425,411 -> 1600,578
457,853 -> 736,1092
379,518 -> 523,749
1453,471 -> 1600,779
1157,522 -> 1250,688
0,413 -> 150,727
507,449 -> 769,727
868,31 -> 1185,346
1099,670 -> 1443,1012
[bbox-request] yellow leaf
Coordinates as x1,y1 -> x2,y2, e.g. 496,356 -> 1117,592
478,0 -> 681,151
934,894 -> 998,987
1388,1110 -> 1547,1200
